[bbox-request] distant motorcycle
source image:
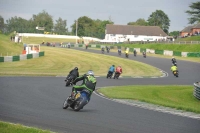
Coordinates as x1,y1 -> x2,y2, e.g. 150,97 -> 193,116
65,75 -> 74,86
107,48 -> 110,53
63,89 -> 90,111
118,50 -> 121,56
102,49 -> 105,54
172,61 -> 177,66
107,71 -> 113,79
134,52 -> 137,57
125,53 -> 129,58
173,70 -> 179,77
113,72 -> 120,79
143,53 -> 146,58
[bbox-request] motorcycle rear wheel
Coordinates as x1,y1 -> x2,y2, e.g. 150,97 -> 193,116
74,99 -> 86,111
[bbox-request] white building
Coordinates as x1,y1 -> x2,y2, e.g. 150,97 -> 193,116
101,24 -> 168,43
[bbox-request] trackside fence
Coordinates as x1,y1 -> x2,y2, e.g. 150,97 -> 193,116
0,51 -> 45,63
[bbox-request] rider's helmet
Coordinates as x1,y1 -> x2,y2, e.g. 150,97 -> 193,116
172,57 -> 175,59
74,67 -> 78,70
112,65 -> 115,67
87,70 -> 94,76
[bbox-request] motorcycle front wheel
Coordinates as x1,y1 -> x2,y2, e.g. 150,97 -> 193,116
63,98 -> 69,109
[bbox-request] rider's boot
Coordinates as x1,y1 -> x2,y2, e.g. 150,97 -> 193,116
71,91 -> 76,100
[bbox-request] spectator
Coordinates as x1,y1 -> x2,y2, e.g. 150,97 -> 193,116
18,37 -> 20,43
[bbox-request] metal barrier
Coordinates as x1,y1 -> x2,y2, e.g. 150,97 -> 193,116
193,82 -> 200,100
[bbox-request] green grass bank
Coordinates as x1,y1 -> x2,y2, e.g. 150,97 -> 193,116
98,85 -> 200,113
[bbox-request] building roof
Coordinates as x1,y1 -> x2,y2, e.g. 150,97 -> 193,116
180,23 -> 200,32
181,25 -> 194,32
192,23 -> 200,29
106,24 -> 168,36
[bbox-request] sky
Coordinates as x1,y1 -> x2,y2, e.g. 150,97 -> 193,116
0,0 -> 198,32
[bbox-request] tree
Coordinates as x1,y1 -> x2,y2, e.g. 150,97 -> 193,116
169,31 -> 180,37
186,1 -> 200,24
0,16 -> 4,33
94,19 -> 114,39
30,10 -> 53,33
54,17 -> 68,35
71,16 -> 96,37
6,16 -> 29,33
127,18 -> 148,26
147,10 -> 170,34
71,16 -> 114,39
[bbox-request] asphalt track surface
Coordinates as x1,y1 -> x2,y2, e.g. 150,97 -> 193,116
0,47 -> 200,133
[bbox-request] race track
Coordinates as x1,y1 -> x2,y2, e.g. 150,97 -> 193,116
0,47 -> 200,133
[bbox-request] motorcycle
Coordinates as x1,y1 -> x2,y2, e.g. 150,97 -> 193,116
65,75 -> 74,86
63,90 -> 90,111
113,72 -> 120,79
106,48 -> 110,53
102,49 -> 105,54
134,52 -> 137,57
173,70 -> 179,77
143,53 -> 146,58
172,61 -> 177,66
125,53 -> 129,58
118,51 -> 121,56
107,71 -> 113,79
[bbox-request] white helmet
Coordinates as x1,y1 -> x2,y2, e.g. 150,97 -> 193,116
87,70 -> 94,76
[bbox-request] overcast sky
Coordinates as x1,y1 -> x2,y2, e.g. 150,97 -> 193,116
0,0 -> 198,32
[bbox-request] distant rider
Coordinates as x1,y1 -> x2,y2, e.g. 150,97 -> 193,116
142,51 -> 146,55
118,48 -> 121,55
106,46 -> 110,53
170,64 -> 178,74
125,49 -> 129,57
65,67 -> 79,85
133,49 -> 137,56
70,70 -> 97,100
67,42 -> 71,48
114,66 -> 122,79
107,65 -> 115,78
172,57 -> 177,65
101,47 -> 105,53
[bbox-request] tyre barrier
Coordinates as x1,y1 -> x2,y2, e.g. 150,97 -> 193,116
193,82 -> 200,100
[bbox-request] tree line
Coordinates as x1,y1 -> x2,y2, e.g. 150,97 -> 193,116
0,1 -> 199,38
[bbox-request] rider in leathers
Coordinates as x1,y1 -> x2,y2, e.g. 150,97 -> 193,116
172,57 -> 177,64
65,67 -> 79,85
71,70 -> 97,100
170,64 -> 178,74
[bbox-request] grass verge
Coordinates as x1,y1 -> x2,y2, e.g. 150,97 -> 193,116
97,85 -> 200,113
0,46 -> 162,77
0,121 -> 53,133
